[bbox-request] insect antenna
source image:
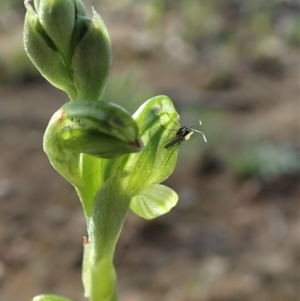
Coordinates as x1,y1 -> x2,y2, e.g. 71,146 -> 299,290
189,121 -> 207,143
190,128 -> 207,143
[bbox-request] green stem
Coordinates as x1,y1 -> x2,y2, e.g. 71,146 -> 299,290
88,174 -> 131,301
90,259 -> 118,301
76,154 -> 101,219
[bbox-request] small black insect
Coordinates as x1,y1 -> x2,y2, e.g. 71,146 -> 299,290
163,115 -> 207,163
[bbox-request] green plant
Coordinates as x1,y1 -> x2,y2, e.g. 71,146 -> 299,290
24,0 -> 180,300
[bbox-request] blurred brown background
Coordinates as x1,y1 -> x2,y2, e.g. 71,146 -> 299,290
0,0 -> 299,300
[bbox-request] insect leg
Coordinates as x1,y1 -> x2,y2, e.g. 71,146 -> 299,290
165,142 -> 180,165
166,113 -> 181,127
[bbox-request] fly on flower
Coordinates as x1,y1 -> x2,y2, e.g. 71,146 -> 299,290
163,115 -> 207,163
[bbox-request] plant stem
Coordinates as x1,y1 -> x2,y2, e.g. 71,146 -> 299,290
88,174 -> 131,301
77,154 -> 101,219
90,259 -> 118,301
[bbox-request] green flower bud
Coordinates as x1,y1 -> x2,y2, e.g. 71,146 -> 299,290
43,100 -> 143,187
35,0 -> 76,62
24,0 -> 111,100
24,0 -> 77,99
72,8 -> 111,100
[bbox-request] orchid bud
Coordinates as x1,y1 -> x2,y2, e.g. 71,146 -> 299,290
24,0 -> 111,100
71,8 -> 111,100
24,0 -> 77,99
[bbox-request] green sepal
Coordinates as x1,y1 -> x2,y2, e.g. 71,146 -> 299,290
74,0 -> 87,16
60,100 -> 143,158
31,295 -> 73,301
71,15 -> 90,54
43,100 -> 143,188
24,1 -> 111,101
72,7 -> 111,100
43,108 -> 82,188
131,184 -> 178,219
24,0 -> 77,100
36,0 -> 76,63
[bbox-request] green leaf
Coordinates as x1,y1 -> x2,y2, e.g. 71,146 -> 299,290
131,184 -> 178,219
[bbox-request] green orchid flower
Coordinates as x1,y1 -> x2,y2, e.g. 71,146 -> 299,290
43,99 -> 143,188
23,1 -> 184,301
83,95 -> 180,300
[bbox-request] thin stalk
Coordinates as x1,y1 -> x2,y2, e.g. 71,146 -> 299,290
88,175 -> 131,301
77,154 -> 101,219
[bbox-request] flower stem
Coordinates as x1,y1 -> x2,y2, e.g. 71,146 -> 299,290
77,154 -> 101,219
88,174 -> 131,301
90,259 -> 118,301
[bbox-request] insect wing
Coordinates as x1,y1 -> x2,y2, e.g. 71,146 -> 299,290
164,134 -> 184,150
